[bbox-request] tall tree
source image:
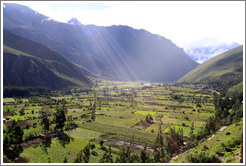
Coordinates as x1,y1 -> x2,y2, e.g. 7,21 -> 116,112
41,112 -> 50,133
7,120 -> 24,144
53,107 -> 67,131
100,146 -> 113,163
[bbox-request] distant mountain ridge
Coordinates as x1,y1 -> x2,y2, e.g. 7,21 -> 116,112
67,17 -> 82,25
3,30 -> 92,89
3,3 -> 198,83
186,43 -> 240,63
178,46 -> 243,91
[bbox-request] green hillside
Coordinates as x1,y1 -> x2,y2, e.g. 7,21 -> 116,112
173,122 -> 243,163
178,46 -> 243,90
3,31 -> 92,89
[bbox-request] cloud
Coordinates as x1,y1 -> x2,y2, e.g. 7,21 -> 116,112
186,42 -> 240,63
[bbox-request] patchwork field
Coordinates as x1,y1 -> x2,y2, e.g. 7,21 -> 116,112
3,81 -> 231,163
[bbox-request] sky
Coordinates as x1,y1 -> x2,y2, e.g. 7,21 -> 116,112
6,1 -> 246,51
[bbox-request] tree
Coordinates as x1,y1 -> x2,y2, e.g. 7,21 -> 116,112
66,115 -> 77,130
83,144 -> 91,163
140,144 -> 149,163
99,140 -> 104,148
41,112 -> 50,133
146,114 -> 153,123
154,124 -> 166,162
74,144 -> 91,163
63,157 -> 67,163
7,120 -> 24,144
12,145 -> 23,159
53,107 -> 67,131
100,146 -> 113,163
19,108 -> 25,116
166,126 -> 183,154
91,111 -> 96,121
90,144 -> 96,150
190,122 -> 194,137
74,150 -> 83,163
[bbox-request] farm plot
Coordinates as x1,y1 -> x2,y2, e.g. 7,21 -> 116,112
3,81 -> 217,163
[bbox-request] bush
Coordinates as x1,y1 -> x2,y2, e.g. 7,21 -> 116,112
187,151 -> 216,163
184,117 -> 189,121
228,138 -> 241,149
90,144 -> 96,150
226,159 -> 236,163
101,146 -> 107,151
187,139 -> 199,148
92,151 -> 98,156
25,124 -> 30,129
33,122 -> 37,128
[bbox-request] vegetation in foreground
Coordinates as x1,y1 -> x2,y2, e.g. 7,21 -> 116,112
3,80 -> 243,163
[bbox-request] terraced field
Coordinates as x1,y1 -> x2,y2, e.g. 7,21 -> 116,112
3,81 -> 219,163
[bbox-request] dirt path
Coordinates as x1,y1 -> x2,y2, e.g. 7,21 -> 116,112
169,126 -> 228,163
207,126 -> 227,141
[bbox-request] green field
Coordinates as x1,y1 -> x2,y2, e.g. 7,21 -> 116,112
4,81 -> 232,163
134,110 -> 157,116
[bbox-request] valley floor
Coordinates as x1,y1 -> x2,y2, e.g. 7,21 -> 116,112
2,81 -> 243,163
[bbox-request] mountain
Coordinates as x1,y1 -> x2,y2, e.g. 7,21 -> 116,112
3,30 -> 92,89
3,3 -> 198,82
185,43 -> 240,64
67,17 -> 82,25
178,46 -> 243,91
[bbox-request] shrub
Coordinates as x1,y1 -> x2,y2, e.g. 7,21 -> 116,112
33,122 -> 37,128
92,151 -> 98,156
90,144 -> 96,150
184,117 -> 189,121
25,124 -> 30,129
187,151 -> 216,163
228,138 -> 241,149
101,146 -> 107,151
226,159 -> 236,163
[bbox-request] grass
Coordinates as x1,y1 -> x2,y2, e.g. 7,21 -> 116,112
80,122 -> 156,144
8,115 -> 28,121
3,107 -> 16,112
163,125 -> 202,137
21,137 -> 90,163
3,45 -> 35,58
168,112 -> 209,121
3,98 -> 15,103
23,126 -> 43,140
65,128 -> 103,141
134,110 -> 156,116
94,115 -> 141,128
25,106 -> 42,110
173,121 -> 243,163
198,112 -> 215,116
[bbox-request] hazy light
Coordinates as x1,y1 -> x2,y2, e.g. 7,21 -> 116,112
7,1 -> 245,49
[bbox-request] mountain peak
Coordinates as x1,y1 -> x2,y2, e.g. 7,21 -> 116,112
67,17 -> 81,25
186,42 -> 240,64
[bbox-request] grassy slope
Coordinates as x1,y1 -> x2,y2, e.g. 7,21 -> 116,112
178,46 -> 243,83
173,121 -> 243,163
227,81 -> 243,96
3,31 -> 92,89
